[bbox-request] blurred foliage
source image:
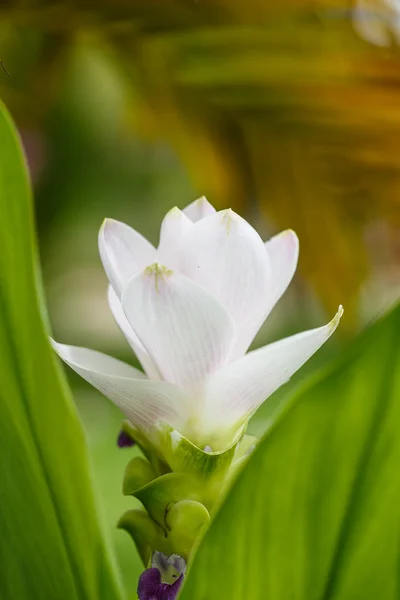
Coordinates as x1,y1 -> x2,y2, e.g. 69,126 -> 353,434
0,0 -> 399,327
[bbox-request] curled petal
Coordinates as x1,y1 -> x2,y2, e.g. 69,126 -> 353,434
204,306 -> 344,432
51,340 -> 192,432
122,265 -> 235,393
108,285 -> 161,380
182,196 -> 216,222
99,218 -> 156,296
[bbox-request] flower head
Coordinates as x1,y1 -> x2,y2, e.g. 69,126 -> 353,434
138,552 -> 185,600
52,197 -> 343,451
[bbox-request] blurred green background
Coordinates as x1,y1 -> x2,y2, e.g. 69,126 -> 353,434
1,0 -> 399,594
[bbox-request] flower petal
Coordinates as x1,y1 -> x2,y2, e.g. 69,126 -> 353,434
157,207 -> 193,270
265,229 -> 299,307
182,196 -> 216,222
137,568 -> 161,600
137,567 -> 183,600
203,306 -> 344,432
152,552 -> 186,578
179,209 -> 271,352
99,218 -> 157,296
121,265 -> 235,392
52,340 -> 146,378
228,229 -> 299,361
108,285 -> 161,380
51,340 -> 192,432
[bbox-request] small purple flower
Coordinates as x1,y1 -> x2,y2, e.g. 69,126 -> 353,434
137,552 -> 186,600
117,430 -> 135,448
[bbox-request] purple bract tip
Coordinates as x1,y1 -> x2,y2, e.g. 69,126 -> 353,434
137,568 -> 183,600
138,553 -> 186,600
117,430 -> 135,448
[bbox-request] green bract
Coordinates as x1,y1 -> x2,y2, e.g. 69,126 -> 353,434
118,422 -> 253,561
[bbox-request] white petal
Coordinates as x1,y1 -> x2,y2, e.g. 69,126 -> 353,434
228,229 -> 299,361
99,219 -> 157,296
121,265 -> 235,392
182,196 -> 216,222
204,306 -> 344,431
265,229 -> 299,305
157,207 -> 193,270
180,209 -> 271,350
51,340 -> 192,432
107,286 -> 161,380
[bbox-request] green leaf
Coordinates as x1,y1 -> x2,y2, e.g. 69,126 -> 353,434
181,306 -> 400,600
0,102 -> 123,599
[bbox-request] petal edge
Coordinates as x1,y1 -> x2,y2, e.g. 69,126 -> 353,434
203,306 -> 344,432
51,340 -> 192,432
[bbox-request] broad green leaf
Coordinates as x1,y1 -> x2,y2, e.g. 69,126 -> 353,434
181,306 -> 400,600
0,102 -> 123,599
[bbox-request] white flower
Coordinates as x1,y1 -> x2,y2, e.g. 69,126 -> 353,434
52,197 -> 343,450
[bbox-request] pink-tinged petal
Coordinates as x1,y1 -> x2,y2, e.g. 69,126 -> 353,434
121,265 -> 235,393
179,209 -> 271,352
157,207 -> 193,270
108,285 -> 161,380
204,306 -> 344,431
182,196 -> 216,222
51,340 -> 192,432
99,218 -> 157,296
